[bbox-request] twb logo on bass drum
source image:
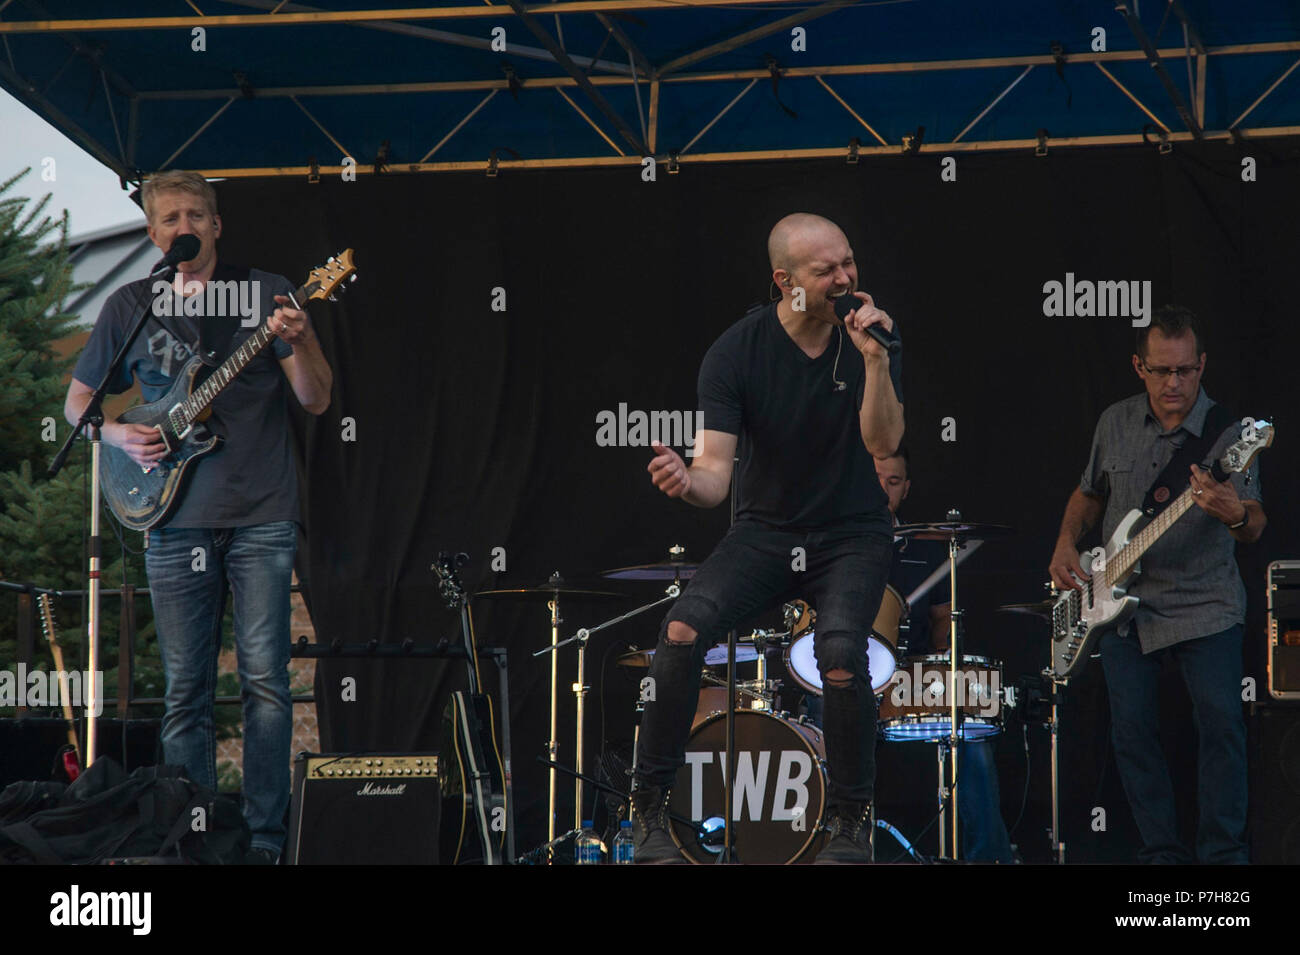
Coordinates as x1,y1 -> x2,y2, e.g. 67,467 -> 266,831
682,750 -> 813,822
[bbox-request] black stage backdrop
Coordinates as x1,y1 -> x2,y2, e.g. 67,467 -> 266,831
212,142 -> 1299,862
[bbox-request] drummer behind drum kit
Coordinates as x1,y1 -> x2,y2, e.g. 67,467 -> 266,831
481,515 -> 1082,864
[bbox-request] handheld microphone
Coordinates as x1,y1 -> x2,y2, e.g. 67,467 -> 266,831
834,294 -> 900,354
150,234 -> 201,276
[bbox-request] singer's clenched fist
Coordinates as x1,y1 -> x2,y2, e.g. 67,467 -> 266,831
842,290 -> 893,358
648,440 -> 692,498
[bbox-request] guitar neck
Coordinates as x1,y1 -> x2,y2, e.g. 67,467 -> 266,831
1106,488 -> 1198,585
181,280 -> 312,422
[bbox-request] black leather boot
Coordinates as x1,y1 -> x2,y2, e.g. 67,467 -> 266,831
629,785 -> 686,865
814,803 -> 873,864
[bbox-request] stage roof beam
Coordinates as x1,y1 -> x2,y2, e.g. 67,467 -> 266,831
419,89 -> 498,162
503,0 -> 648,154
221,0 -> 636,75
1114,1 -> 1203,138
657,0 -> 847,77
814,75 -> 887,146
952,64 -> 1033,143
184,124 -> 1300,178
132,43 -> 1300,101
1228,55 -> 1300,131
0,1 -> 809,33
1094,61 -> 1172,133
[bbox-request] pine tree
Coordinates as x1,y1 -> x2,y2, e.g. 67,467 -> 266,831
0,170 -> 163,718
0,169 -> 80,478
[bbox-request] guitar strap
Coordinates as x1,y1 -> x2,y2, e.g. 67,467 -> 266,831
1140,401 -> 1237,518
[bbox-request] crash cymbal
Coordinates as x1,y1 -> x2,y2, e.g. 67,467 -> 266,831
894,521 -> 1015,542
475,583 -> 623,602
616,648 -> 656,668
601,560 -> 699,581
997,600 -> 1056,619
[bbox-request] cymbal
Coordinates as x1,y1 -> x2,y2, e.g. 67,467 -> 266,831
601,560 -> 699,581
997,600 -> 1056,619
703,642 -> 759,666
475,584 -> 623,602
618,641 -> 762,668
616,648 -> 655,668
894,521 -> 1015,542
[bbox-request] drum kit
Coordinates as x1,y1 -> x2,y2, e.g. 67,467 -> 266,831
478,515 -> 1071,865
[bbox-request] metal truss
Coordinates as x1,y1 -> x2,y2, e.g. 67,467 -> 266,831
2,2 -> 1299,181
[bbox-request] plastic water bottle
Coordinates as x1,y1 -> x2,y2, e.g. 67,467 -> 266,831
575,820 -> 603,865
613,820 -> 634,865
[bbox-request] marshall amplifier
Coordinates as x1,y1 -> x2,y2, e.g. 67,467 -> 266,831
1268,561 -> 1300,699
286,753 -> 440,865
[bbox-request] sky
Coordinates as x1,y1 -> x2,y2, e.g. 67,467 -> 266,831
1,89 -> 146,239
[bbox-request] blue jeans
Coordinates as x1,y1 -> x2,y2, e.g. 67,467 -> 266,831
146,520 -> 297,853
1099,624 -> 1248,864
635,518 -> 893,806
954,739 -> 1013,863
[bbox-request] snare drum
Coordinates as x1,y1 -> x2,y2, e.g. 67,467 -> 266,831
783,585 -> 904,695
669,710 -> 828,864
876,653 -> 1004,741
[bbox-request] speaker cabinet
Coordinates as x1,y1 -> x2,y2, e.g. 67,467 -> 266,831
286,753 -> 440,865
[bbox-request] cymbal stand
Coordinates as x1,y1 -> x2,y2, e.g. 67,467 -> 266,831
1044,668 -> 1067,864
942,508 -> 966,861
535,580 -> 681,831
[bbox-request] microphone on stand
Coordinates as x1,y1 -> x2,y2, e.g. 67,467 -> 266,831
149,234 -> 201,276
834,293 -> 901,354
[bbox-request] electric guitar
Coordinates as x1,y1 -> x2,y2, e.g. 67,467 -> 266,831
433,552 -> 508,865
36,593 -> 82,780
99,251 -> 356,530
1049,417 -> 1273,680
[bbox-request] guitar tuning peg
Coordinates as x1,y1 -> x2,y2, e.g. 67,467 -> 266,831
350,274 -> 358,282
327,256 -> 335,264
328,294 -> 338,302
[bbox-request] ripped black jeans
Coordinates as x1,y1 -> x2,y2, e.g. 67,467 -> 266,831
633,518 -> 892,807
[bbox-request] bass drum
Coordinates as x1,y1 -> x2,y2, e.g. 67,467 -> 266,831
783,584 -> 905,694
669,710 -> 827,864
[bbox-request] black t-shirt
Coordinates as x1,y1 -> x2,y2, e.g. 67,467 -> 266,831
697,302 -> 903,530
73,263 -> 299,529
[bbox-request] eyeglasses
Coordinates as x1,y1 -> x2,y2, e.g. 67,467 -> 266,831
1140,360 -> 1201,380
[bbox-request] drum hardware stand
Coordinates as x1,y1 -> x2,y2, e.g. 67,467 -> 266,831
1041,666 -> 1068,865
722,461 -> 739,863
530,756 -> 706,860
942,508 -> 966,862
535,580 -> 681,831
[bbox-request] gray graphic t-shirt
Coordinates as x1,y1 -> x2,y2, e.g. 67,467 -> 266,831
74,264 -> 301,529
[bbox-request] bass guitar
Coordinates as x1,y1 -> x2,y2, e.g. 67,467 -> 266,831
1049,417 -> 1273,680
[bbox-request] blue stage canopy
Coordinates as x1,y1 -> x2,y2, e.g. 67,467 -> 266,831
1,1 -> 1298,179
